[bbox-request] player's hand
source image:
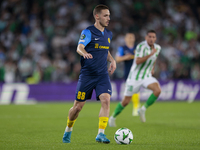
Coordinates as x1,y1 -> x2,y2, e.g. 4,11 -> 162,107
124,54 -> 134,60
83,53 -> 93,59
108,60 -> 116,75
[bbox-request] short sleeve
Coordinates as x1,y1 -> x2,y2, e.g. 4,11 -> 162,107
156,45 -> 161,54
110,32 -> 113,40
116,47 -> 124,56
135,44 -> 144,58
78,29 -> 91,46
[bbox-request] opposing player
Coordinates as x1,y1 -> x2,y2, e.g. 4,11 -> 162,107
62,5 -> 116,144
109,30 -> 161,125
114,33 -> 140,117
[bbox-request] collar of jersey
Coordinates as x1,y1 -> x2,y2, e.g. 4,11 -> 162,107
145,40 -> 156,50
93,25 -> 105,34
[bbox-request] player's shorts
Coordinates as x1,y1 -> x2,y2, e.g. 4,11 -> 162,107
124,76 -> 158,96
75,74 -> 112,101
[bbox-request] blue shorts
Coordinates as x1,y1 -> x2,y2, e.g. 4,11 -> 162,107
75,74 -> 112,101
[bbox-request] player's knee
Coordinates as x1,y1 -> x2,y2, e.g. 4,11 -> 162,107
103,99 -> 110,109
101,97 -> 110,109
74,104 -> 83,113
154,88 -> 161,97
157,87 -> 161,96
122,96 -> 131,107
121,101 -> 128,107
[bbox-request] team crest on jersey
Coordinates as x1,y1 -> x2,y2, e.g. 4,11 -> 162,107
80,34 -> 86,40
108,38 -> 110,43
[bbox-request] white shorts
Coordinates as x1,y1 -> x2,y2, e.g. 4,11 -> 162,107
124,76 -> 158,96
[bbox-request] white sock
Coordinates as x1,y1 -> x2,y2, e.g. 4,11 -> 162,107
141,105 -> 146,111
111,116 -> 116,119
65,126 -> 73,132
98,129 -> 104,134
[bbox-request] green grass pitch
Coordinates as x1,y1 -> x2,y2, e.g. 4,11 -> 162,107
0,101 -> 199,150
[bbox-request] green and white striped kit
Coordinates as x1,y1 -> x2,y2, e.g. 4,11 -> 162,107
128,41 -> 161,81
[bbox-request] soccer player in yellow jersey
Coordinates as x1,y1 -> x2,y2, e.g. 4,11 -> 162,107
62,5 -> 116,144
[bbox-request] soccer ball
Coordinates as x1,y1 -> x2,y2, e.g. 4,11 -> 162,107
114,128 -> 133,145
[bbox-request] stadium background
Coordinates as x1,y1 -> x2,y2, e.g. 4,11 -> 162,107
0,1 -> 200,150
0,0 -> 200,104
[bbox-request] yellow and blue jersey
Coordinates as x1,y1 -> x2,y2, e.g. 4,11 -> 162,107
116,45 -> 136,80
78,25 -> 112,76
75,25 -> 112,101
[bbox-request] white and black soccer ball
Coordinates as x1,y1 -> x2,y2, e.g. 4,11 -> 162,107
114,128 -> 133,145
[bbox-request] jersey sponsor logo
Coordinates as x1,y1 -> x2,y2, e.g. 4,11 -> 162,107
94,43 -> 109,49
99,45 -> 109,49
95,43 -> 99,48
108,38 -> 110,43
80,34 -> 86,40
95,38 -> 100,40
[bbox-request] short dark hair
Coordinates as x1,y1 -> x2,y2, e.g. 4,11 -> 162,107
147,30 -> 156,35
93,4 -> 109,17
126,32 -> 135,35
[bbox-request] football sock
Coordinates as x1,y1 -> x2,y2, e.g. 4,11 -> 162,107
65,117 -> 76,132
144,93 -> 158,108
98,117 -> 108,134
112,102 -> 124,118
132,93 -> 140,110
65,126 -> 73,132
141,105 -> 146,111
98,129 -> 104,134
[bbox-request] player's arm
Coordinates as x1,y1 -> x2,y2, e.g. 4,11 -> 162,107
107,51 -> 116,75
77,44 -> 93,59
115,55 -> 134,63
136,47 -> 157,65
115,47 -> 134,63
77,29 -> 93,59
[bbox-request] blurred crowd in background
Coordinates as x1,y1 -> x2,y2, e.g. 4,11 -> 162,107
0,0 -> 200,83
